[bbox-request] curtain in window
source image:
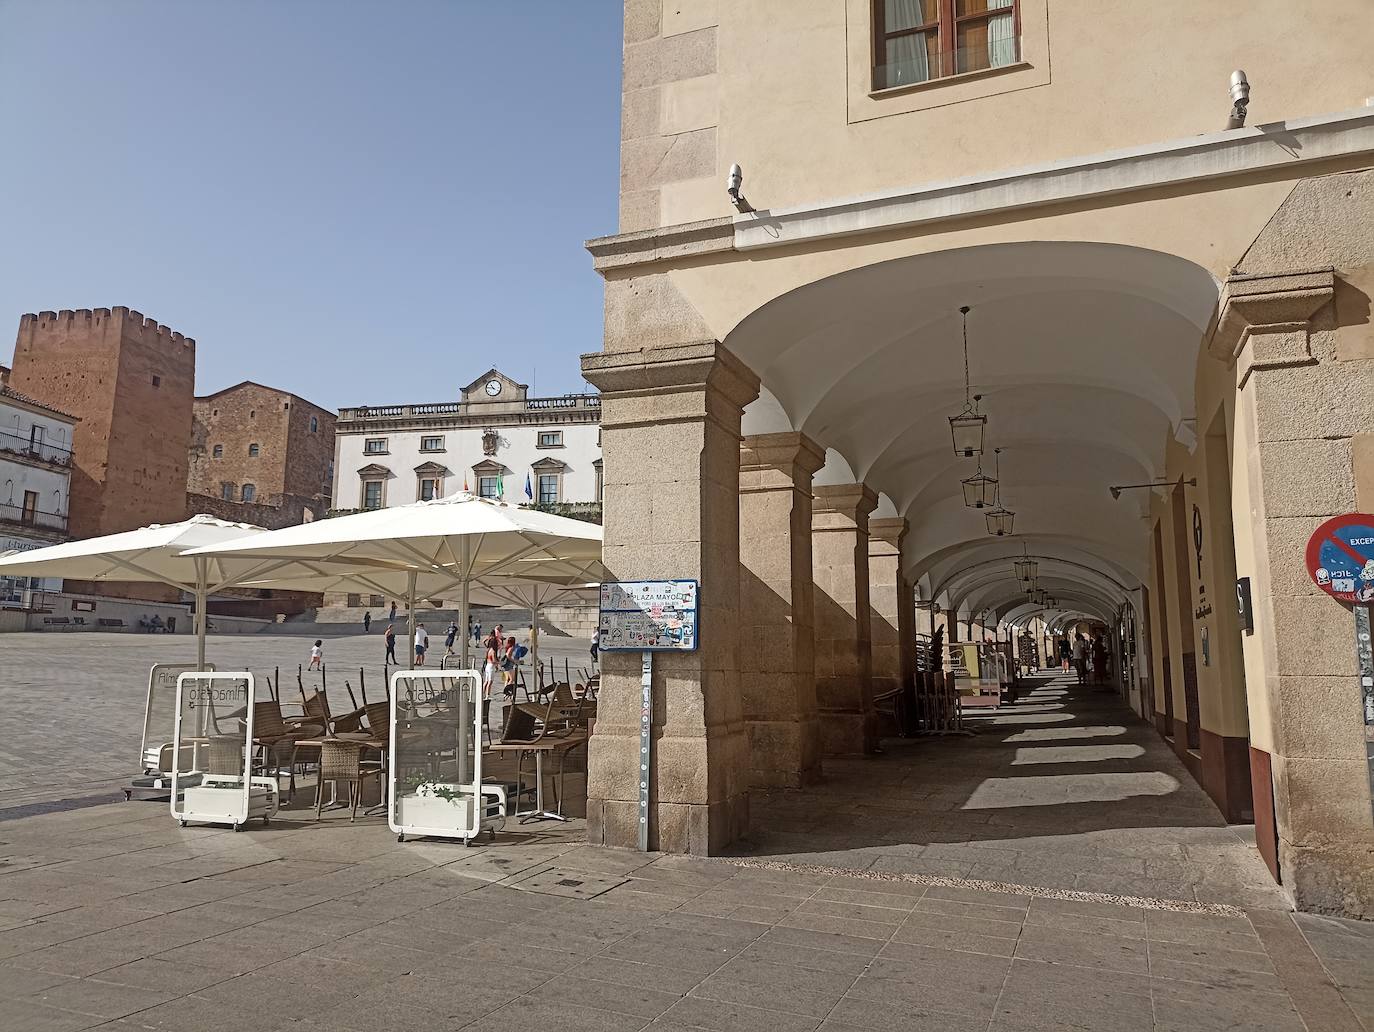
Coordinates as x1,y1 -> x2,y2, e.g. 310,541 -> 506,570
884,0 -> 930,84
987,0 -> 1016,68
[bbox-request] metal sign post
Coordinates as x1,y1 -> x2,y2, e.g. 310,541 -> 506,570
1304,514 -> 1374,825
638,651 -> 652,852
599,580 -> 699,853
1355,606 -> 1374,822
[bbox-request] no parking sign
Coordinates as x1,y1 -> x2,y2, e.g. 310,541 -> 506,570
1304,513 -> 1374,605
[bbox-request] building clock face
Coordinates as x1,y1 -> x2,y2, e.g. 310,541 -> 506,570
484,379 -> 502,397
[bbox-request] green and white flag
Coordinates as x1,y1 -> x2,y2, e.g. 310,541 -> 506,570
495,471 -> 505,498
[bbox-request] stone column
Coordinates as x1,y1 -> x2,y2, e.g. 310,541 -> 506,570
580,341 -> 760,854
739,432 -> 826,788
869,517 -> 913,709
1212,267 -> 1374,916
813,483 -> 878,754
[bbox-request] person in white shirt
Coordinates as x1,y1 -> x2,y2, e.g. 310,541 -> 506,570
308,639 -> 323,671
413,624 -> 429,667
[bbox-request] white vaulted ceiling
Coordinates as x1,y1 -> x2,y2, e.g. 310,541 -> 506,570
728,240 -> 1219,618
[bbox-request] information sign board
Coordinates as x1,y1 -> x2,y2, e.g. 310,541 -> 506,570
599,579 -> 699,652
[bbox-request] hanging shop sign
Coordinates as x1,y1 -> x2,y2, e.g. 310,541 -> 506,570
598,580 -> 699,652
1304,513 -> 1374,605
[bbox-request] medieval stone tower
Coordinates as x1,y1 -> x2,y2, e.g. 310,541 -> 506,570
9,307 -> 195,597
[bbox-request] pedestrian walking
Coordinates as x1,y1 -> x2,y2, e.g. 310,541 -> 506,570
389,601 -> 397,623
309,639 -> 323,671
445,620 -> 458,656
1072,634 -> 1088,685
471,620 -> 481,645
482,634 -> 498,698
363,611 -> 371,633
500,636 -> 518,696
1091,636 -> 1108,684
384,624 -> 397,664
590,629 -> 599,665
1059,637 -> 1071,672
414,624 -> 429,666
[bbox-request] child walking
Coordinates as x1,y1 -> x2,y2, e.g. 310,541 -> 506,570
309,639 -> 323,670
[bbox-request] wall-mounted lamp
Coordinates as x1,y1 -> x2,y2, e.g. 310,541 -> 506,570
1109,477 -> 1196,500
1225,70 -> 1250,130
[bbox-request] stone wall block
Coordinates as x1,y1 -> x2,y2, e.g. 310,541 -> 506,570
1271,675 -> 1369,760
623,26 -> 716,91
1270,594 -> 1359,677
1256,439 -> 1354,517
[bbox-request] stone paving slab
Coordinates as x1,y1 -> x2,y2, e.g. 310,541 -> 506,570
0,800 -> 1366,1031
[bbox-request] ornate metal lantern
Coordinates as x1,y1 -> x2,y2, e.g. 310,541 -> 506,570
986,506 -> 1015,536
961,465 -> 998,509
947,306 -> 987,457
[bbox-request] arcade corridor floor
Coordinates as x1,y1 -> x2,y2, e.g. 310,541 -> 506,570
742,673 -> 1287,911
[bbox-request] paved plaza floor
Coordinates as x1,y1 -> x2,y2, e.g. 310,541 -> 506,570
0,630 -> 595,813
0,639 -> 1369,1031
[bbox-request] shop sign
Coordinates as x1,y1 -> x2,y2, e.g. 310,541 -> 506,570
1304,513 -> 1374,605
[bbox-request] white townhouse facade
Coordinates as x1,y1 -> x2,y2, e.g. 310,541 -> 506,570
0,383 -> 76,607
332,369 -> 601,512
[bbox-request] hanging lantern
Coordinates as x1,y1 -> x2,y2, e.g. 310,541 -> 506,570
986,506 -> 1015,536
1012,553 -> 1037,582
947,306 -> 987,458
961,465 -> 998,509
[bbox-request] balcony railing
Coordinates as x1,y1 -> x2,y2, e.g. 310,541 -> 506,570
0,502 -> 67,532
339,394 -> 600,420
0,429 -> 72,467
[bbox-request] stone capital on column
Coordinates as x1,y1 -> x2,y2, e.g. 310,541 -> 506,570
1207,268 -> 1335,387
868,516 -> 909,553
813,483 -> 878,531
740,431 -> 826,490
581,341 -> 761,431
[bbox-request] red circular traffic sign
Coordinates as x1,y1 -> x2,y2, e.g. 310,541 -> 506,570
1305,513 -> 1374,605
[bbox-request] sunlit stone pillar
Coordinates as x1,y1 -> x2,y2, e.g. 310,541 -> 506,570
739,432 -> 826,787
869,517 -> 913,712
1214,266 -> 1374,916
581,341 -> 760,853
813,483 -> 878,754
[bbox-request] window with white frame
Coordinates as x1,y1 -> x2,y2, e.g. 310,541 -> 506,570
419,435 -> 445,452
362,480 -> 384,509
537,473 -> 560,504
418,476 -> 441,501
363,438 -> 388,455
537,431 -> 563,448
478,476 -> 498,499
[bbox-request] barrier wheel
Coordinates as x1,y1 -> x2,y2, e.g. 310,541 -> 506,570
232,823 -> 243,833
463,837 -> 472,847
397,833 -> 405,843
488,829 -> 496,841
122,790 -> 131,801
262,816 -> 271,826
179,819 -> 187,828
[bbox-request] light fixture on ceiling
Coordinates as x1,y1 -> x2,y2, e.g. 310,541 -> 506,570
962,461 -> 998,509
985,447 -> 1015,535
1109,476 -> 1197,500
1012,542 -> 1037,583
948,306 -> 987,458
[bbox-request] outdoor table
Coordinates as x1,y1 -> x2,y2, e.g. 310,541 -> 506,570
487,731 -> 587,823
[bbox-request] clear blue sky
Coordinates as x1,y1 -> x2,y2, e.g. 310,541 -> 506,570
0,1 -> 623,407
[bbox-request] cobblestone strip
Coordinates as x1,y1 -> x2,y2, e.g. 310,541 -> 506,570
715,856 -> 1250,917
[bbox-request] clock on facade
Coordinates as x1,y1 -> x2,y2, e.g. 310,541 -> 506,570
484,379 -> 502,397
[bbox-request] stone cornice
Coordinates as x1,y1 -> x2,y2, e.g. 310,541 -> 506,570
868,516 -> 910,548
587,107 -> 1374,272
740,431 -> 826,480
813,482 -> 879,521
586,217 -> 734,274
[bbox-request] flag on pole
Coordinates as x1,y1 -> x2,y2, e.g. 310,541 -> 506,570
463,473 -> 469,493
524,473 -> 534,501
495,472 -> 505,498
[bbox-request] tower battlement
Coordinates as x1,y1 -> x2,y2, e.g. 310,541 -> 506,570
20,307 -> 195,347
